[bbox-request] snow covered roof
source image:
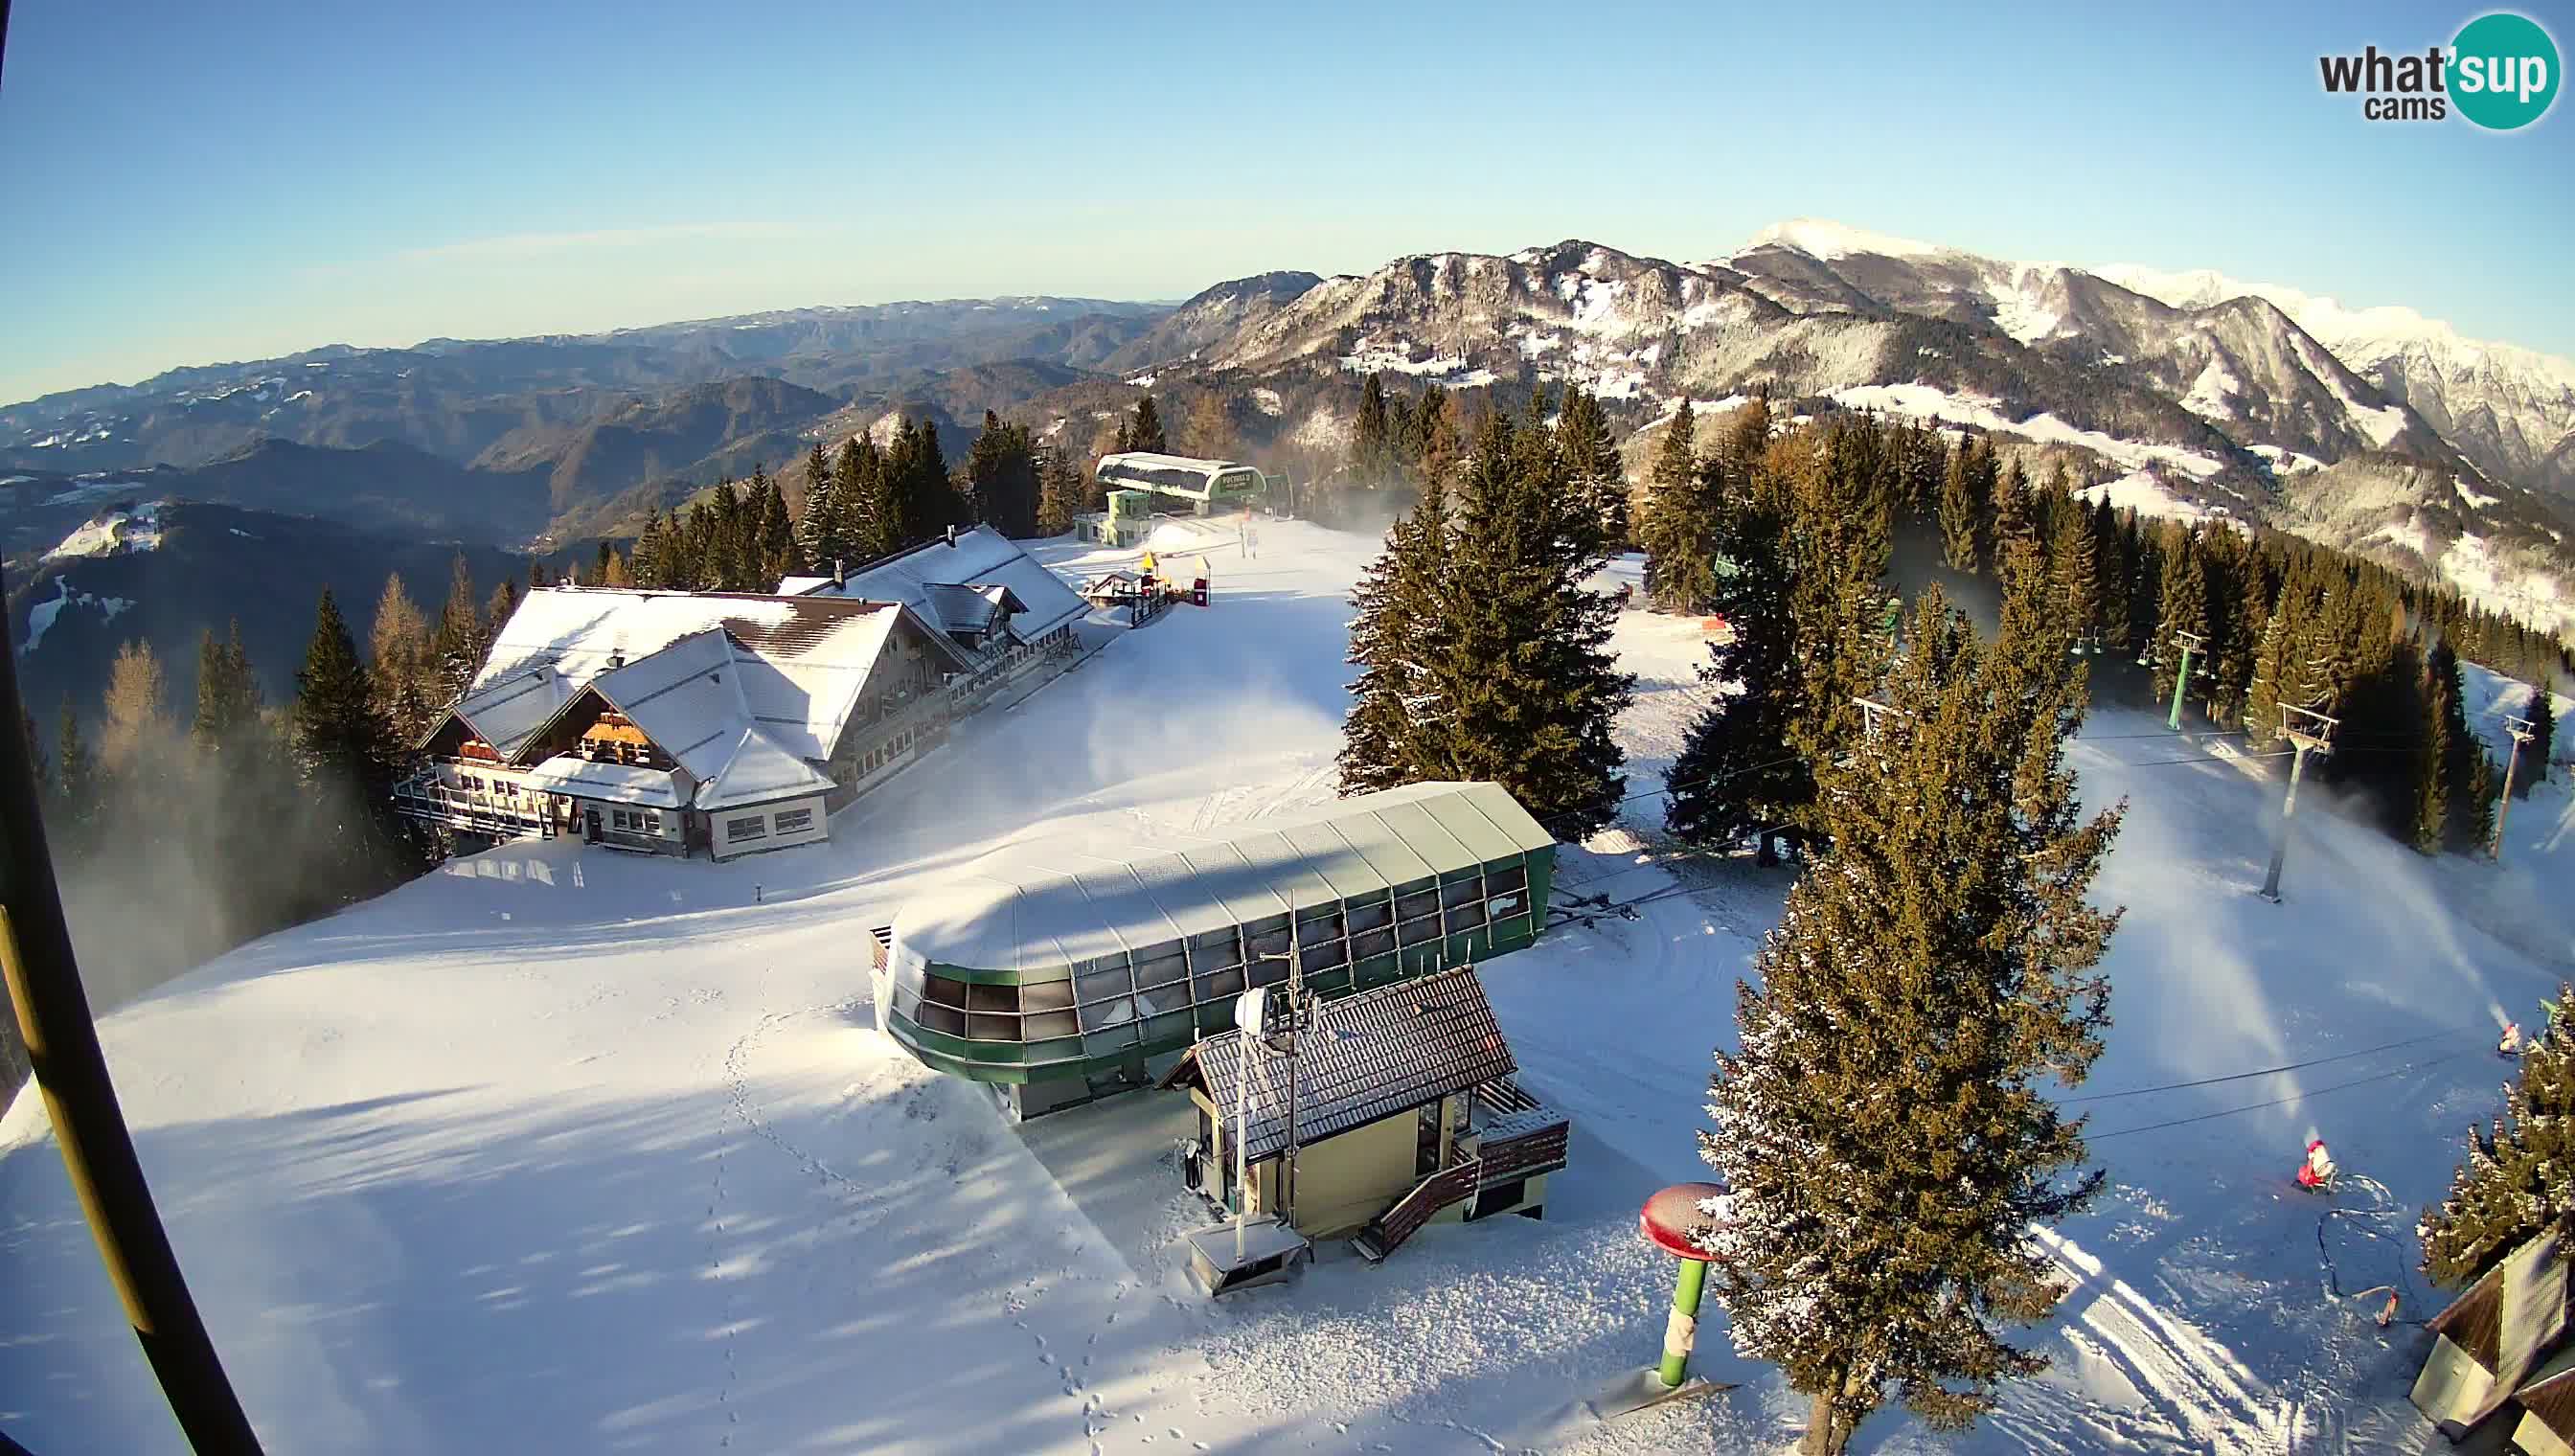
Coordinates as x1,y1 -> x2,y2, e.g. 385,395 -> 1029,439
695,728 -> 834,810
1096,453 -> 1265,498
524,755 -> 686,808
789,526 -> 1086,645
579,627 -> 855,810
456,587 -> 957,763
1168,966 -> 1515,1164
2426,1227 -> 2571,1426
892,781 -> 1551,974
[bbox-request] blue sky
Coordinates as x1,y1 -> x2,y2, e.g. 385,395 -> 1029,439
1,0 -> 2567,404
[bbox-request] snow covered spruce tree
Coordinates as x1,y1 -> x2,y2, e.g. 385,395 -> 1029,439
1698,580 -> 2125,1456
2421,985 -> 2575,1285
1335,480 -> 1450,794
1336,411 -> 1632,837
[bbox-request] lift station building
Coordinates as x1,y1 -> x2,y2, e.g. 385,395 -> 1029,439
871,781 -> 1556,1119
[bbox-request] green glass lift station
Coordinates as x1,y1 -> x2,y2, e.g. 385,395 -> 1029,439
872,781 -> 1557,1119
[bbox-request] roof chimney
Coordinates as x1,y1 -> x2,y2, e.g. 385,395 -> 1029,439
606,649 -> 626,671
945,525 -> 959,548
833,557 -> 846,588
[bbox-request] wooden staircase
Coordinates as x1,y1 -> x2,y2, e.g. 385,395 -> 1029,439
1353,1159 -> 1482,1263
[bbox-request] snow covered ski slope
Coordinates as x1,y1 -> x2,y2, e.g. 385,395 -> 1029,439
4,519 -> 2569,1454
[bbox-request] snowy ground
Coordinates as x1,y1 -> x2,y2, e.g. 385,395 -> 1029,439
4,518 -> 2569,1454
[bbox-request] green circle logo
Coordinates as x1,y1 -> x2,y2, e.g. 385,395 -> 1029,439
2452,12 -> 2560,129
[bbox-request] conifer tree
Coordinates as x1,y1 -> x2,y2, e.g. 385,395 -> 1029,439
751,465 -> 804,582
2092,500 -> 2136,656
1336,414 -> 1631,834
1666,440 -> 1802,862
799,442 -> 842,571
631,508 -> 672,589
486,579 -> 519,638
52,698 -> 96,847
1938,436 -> 1979,571
1699,583 -> 2123,1456
429,554 -> 490,705
191,622 -> 262,751
296,588 -> 382,783
1350,374 -> 1396,489
2464,747 -> 2500,855
1988,459 -> 2035,579
966,411 -> 1041,538
98,638 -> 171,771
2052,494 -> 2103,649
2421,985 -> 2575,1285
1778,423 -> 1896,827
1411,383 -> 1461,494
1128,395 -> 1167,455
2243,600 -> 2294,743
1637,401 -> 1716,611
1035,444 -> 1082,537
2522,688 -> 2557,798
1336,483 -> 1449,795
1440,411 -> 1632,832
2428,641 -> 2483,852
601,547 -> 631,587
1557,387 -> 1629,554
294,587 -> 415,896
2410,641 -> 2455,853
842,433 -> 901,561
2150,530 -> 2210,706
19,706 -> 43,805
1181,392 -> 1237,461
2211,545 -> 2271,723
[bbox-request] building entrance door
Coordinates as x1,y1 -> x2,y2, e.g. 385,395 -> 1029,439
583,808 -> 601,842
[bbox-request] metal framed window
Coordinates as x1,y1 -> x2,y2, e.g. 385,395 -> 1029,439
1024,1010 -> 1079,1040
1075,964 -> 1133,1006
1078,994 -> 1137,1031
1133,947 -> 1189,991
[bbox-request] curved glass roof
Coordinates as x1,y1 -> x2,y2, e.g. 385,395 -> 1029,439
893,782 -> 1551,974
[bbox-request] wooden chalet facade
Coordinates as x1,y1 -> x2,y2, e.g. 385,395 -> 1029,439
398,546 -> 1088,862
1161,966 -> 1570,1259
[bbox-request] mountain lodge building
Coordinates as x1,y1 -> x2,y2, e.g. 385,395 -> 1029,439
397,528 -> 1089,860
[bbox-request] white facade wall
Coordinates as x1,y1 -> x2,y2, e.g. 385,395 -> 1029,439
589,802 -> 684,850
711,795 -> 830,860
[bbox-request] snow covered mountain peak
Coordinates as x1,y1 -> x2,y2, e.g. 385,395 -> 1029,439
1736,216 -> 1953,262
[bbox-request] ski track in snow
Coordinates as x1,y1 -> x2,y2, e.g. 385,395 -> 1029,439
2026,1227 -> 2290,1455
